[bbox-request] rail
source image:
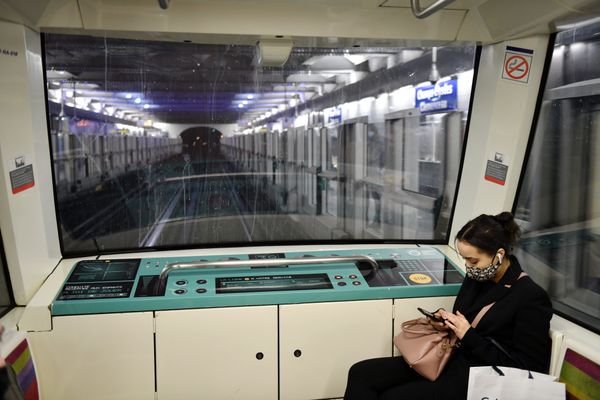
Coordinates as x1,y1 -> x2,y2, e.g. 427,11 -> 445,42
156,255 -> 379,294
410,0 -> 456,19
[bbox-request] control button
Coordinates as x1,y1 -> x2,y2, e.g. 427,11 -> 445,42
352,281 -> 362,286
196,288 -> 207,294
175,280 -> 187,286
174,289 -> 187,295
337,282 -> 347,286
196,279 -> 207,284
349,274 -> 357,279
334,275 -> 343,280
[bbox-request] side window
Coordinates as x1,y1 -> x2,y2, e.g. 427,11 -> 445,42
514,22 -> 600,332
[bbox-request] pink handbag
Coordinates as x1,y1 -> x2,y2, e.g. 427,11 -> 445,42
393,317 -> 457,381
394,303 -> 494,381
394,273 -> 527,381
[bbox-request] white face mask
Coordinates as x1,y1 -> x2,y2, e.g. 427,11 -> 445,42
465,253 -> 503,281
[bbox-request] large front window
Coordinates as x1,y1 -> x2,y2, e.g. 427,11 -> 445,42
44,34 -> 476,254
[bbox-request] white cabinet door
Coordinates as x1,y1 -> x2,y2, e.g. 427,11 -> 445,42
155,306 -> 278,400
280,300 -> 393,400
28,312 -> 155,400
393,296 -> 456,356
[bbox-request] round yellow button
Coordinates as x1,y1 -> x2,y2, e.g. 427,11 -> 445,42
408,273 -> 432,284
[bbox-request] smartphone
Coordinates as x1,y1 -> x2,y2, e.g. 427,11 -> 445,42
417,307 -> 444,323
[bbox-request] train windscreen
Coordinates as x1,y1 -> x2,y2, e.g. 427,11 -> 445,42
43,34 -> 476,254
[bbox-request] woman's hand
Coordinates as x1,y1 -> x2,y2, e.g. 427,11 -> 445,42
439,310 -> 471,340
426,309 -> 449,330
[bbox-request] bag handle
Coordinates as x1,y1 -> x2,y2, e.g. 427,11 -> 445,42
471,303 -> 493,328
479,272 -> 532,378
490,338 -> 534,379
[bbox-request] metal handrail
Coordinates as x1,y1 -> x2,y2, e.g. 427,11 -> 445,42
156,255 -> 378,295
410,0 -> 456,19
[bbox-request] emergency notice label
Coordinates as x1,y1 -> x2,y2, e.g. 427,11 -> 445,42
484,160 -> 508,186
9,164 -> 35,194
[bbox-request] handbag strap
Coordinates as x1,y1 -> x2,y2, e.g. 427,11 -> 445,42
470,272 -> 528,328
471,272 -> 532,375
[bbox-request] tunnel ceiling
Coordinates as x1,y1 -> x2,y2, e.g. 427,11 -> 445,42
43,33 -> 462,125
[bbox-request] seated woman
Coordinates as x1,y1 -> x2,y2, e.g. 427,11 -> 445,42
344,212 -> 553,400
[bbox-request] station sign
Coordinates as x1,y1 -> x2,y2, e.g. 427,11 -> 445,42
415,79 -> 458,113
326,107 -> 342,124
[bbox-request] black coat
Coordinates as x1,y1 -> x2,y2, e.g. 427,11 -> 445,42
424,255 -> 553,399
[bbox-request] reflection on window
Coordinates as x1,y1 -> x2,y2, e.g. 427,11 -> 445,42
326,127 -> 339,171
325,180 -> 339,217
366,187 -> 383,235
44,33 -> 475,254
403,114 -> 445,197
513,21 -> 600,332
366,123 -> 386,178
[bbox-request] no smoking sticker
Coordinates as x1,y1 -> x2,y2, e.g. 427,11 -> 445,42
501,46 -> 533,84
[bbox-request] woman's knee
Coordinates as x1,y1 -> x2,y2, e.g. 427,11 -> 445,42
348,358 -> 387,381
348,359 -> 370,380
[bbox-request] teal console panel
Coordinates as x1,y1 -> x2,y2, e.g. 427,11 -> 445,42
52,247 -> 464,316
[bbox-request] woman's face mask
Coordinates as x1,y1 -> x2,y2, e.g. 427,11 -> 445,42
465,258 -> 501,281
456,241 -> 504,282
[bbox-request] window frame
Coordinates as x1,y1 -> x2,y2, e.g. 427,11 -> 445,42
41,32 -> 481,257
0,230 -> 16,318
511,32 -> 600,335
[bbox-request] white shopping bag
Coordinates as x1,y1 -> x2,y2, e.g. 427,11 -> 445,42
467,366 -> 566,400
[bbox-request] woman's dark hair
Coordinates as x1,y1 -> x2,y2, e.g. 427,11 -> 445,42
455,212 -> 521,256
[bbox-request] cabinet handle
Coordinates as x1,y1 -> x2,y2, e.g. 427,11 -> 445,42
294,349 -> 302,357
256,352 -> 264,360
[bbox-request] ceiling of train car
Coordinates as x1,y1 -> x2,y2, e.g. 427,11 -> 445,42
35,0 -> 600,127
45,33 -> 445,125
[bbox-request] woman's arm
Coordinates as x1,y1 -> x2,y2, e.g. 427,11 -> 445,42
450,284 -> 552,371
